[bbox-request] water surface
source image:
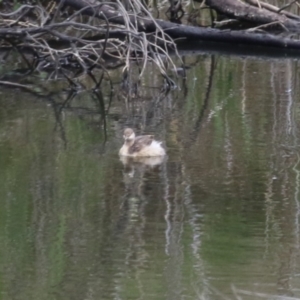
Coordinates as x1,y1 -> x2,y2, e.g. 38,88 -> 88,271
0,54 -> 300,300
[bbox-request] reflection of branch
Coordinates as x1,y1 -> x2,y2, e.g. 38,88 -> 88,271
87,71 -> 102,89
193,55 -> 216,135
0,78 -> 113,149
3,38 -> 34,71
52,89 -> 82,148
293,153 -> 300,248
92,90 -> 107,143
0,80 -> 35,91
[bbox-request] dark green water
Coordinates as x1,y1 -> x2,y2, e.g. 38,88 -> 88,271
0,55 -> 300,300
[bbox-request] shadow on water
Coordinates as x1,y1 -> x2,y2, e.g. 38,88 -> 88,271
0,47 -> 300,300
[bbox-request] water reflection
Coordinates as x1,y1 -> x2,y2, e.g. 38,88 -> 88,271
120,155 -> 166,169
0,55 -> 300,300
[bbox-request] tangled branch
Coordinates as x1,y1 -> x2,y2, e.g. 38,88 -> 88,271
0,1 -> 178,82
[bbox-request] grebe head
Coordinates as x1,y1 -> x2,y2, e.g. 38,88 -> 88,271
123,128 -> 135,141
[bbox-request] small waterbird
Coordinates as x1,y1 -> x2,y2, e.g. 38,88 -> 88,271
119,128 -> 166,157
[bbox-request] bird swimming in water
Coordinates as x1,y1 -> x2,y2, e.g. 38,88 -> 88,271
119,128 -> 166,157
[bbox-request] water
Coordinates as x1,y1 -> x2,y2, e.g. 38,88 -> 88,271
0,54 -> 300,300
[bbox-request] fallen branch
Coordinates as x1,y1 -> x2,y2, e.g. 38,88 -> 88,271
245,0 -> 300,21
2,0 -> 300,90
205,0 -> 300,29
0,2 -> 178,81
49,1 -> 300,50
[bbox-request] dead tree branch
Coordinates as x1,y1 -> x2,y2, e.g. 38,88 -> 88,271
245,0 -> 300,21
205,0 -> 300,29
1,0 -> 300,90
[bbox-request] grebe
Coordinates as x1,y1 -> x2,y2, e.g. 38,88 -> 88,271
119,128 -> 166,157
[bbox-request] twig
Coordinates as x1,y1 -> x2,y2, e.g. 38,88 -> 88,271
247,21 -> 289,32
278,0 -> 298,13
256,0 -> 261,9
0,80 -> 35,92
